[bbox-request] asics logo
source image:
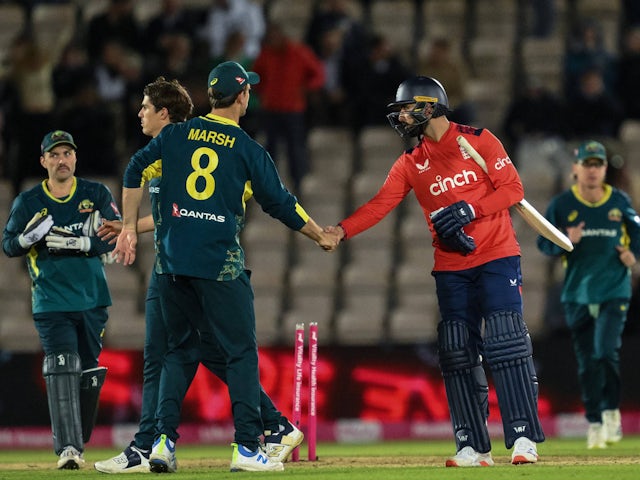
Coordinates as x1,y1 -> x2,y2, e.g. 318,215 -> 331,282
415,159 -> 430,173
429,170 -> 478,196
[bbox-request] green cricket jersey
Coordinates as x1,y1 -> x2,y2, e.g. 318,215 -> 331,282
537,183 -> 640,304
2,177 -> 121,313
124,113 -> 309,281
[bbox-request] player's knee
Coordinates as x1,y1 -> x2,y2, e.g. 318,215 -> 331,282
43,352 -> 82,376
483,311 -> 532,366
438,321 -> 481,372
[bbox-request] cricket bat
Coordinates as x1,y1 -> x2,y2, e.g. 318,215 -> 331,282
456,135 -> 574,252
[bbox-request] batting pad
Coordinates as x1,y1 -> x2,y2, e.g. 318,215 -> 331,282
43,352 -> 83,454
438,321 -> 491,453
80,366 -> 107,442
484,311 -> 545,448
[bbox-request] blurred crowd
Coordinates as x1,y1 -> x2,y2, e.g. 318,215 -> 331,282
0,0 -> 640,201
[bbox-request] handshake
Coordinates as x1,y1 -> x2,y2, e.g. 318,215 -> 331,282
17,210 -> 102,254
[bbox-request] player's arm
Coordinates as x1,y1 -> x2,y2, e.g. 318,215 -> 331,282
98,215 -> 154,244
536,198 -> 566,257
112,186 -> 143,265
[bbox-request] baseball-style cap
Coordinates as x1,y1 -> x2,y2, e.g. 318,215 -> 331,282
41,130 -> 78,154
207,61 -> 260,98
575,140 -> 607,165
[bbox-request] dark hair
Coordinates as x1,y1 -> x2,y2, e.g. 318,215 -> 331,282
207,85 -> 245,109
143,77 -> 194,122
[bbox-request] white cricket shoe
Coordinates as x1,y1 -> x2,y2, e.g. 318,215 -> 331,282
57,445 -> 85,470
229,443 -> 284,472
94,444 -> 150,473
602,409 -> 622,444
445,446 -> 494,467
511,436 -> 539,464
587,422 -> 607,449
149,434 -> 177,473
264,421 -> 304,462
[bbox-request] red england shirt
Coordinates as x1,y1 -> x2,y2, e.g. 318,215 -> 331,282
339,122 -> 523,271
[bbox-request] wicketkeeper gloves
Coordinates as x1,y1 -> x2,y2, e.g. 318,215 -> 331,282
18,212 -> 54,249
46,227 -> 91,254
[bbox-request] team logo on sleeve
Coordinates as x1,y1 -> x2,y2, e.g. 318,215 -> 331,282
78,199 -> 95,213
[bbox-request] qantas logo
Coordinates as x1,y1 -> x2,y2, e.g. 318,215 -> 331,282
171,202 -> 225,222
415,159 -> 430,173
429,170 -> 479,196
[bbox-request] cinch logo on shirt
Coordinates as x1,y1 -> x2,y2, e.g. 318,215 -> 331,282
494,156 -> 513,170
429,170 -> 479,196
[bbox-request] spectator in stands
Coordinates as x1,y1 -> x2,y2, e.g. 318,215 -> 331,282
305,0 -> 367,64
86,0 -> 143,60
565,67 -> 624,140
198,0 -> 265,63
418,37 -> 475,126
616,24 -> 640,120
501,75 -> 569,187
5,31 -> 56,197
563,17 -> 617,101
52,40 -> 95,110
309,24 -> 349,127
142,0 -> 200,57
343,33 -> 412,133
252,22 -> 325,194
56,77 -> 119,178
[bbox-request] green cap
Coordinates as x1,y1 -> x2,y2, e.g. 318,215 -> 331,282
575,140 -> 607,164
207,61 -> 260,98
41,130 -> 77,154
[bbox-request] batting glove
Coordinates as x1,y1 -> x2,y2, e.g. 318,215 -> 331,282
439,228 -> 477,255
46,227 -> 91,254
432,201 -> 475,238
18,212 -> 54,249
82,210 -> 103,237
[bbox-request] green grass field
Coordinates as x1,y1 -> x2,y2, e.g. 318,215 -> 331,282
1,437 -> 639,479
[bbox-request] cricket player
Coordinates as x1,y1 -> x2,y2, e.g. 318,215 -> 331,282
112,61 -> 337,472
538,140 -> 640,449
2,130 -> 121,469
325,76 -> 545,466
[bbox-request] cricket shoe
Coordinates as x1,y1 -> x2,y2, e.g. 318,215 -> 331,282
445,446 -> 494,467
57,445 -> 85,470
587,422 -> 607,449
94,444 -> 150,473
511,436 -> 539,464
602,409 -> 622,444
264,420 -> 304,462
149,434 -> 177,473
229,443 -> 284,472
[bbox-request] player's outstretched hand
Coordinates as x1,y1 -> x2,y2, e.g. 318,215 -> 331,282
18,212 -> 54,249
432,201 -> 475,238
98,219 -> 123,245
46,227 -> 91,254
112,228 -> 138,265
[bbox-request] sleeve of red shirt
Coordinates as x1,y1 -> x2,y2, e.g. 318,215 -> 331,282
339,158 -> 411,239
300,44 -> 325,91
465,129 -> 524,218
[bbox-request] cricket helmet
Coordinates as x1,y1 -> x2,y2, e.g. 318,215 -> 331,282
386,76 -> 450,138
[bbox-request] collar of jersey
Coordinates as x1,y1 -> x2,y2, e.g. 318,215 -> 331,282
203,113 -> 239,127
571,183 -> 612,207
42,176 -> 77,203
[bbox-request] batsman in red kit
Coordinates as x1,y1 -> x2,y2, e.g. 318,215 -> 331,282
325,76 -> 545,466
